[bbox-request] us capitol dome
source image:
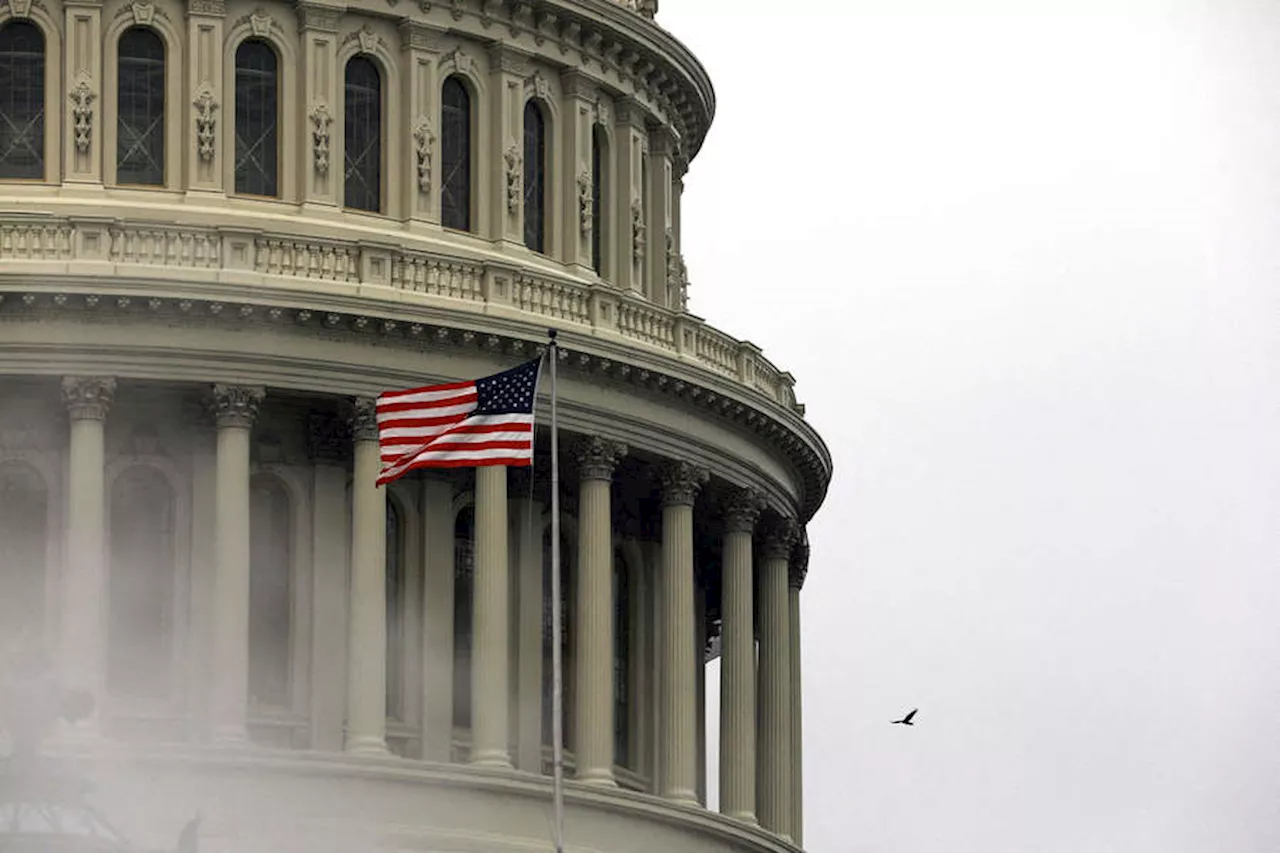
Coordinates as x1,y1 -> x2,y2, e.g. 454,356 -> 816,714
0,0 -> 832,850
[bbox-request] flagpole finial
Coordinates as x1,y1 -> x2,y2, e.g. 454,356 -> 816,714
547,328 -> 558,343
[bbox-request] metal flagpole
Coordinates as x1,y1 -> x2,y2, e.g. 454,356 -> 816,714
547,329 -> 565,853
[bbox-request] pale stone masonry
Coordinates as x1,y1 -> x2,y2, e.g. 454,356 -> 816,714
0,1 -> 831,852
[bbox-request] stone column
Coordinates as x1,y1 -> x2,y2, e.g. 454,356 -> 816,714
345,398 -> 389,755
573,437 -> 627,784
512,470 -> 545,773
420,475 -> 456,763
470,465 -> 511,767
297,2 -> 341,209
488,45 -> 527,249
614,98 -> 648,294
789,535 -> 809,846
561,71 -> 596,277
657,461 -> 707,803
720,487 -> 763,822
757,517 -> 797,838
185,0 -> 226,193
209,384 -> 264,744
648,128 -> 676,306
60,377 -> 115,726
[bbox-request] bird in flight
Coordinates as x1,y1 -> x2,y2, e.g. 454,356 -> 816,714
891,708 -> 918,726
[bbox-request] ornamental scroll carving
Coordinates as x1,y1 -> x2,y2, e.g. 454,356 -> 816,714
631,197 -> 646,263
413,118 -> 434,193
576,436 -> 627,482
657,460 -> 707,507
349,397 -> 380,441
192,85 -> 218,162
61,376 -> 117,421
760,516 -> 799,561
209,384 -> 265,429
309,102 -> 333,174
577,171 -> 592,236
504,144 -> 522,214
68,76 -> 95,153
724,486 -> 764,534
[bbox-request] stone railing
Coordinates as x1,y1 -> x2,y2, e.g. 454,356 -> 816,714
0,215 -> 799,414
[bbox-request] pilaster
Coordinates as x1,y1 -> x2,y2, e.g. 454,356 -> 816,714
185,0 -> 226,193
560,71 -> 596,277
63,0 -> 102,184
613,98 -> 648,294
298,2 -> 343,209
488,44 -> 527,247
648,127 -> 676,306
399,21 -> 445,225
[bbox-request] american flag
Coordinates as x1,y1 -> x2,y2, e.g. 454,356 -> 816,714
374,357 -> 542,485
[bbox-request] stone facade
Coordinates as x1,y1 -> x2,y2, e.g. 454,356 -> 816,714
0,1 -> 830,852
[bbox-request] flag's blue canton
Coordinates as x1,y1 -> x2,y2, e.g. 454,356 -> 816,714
474,358 -> 540,415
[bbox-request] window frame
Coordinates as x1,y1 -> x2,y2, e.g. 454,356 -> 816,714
342,54 -> 384,214
232,37 -> 281,199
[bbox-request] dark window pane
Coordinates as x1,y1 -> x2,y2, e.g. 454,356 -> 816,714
234,39 -> 278,197
440,76 -> 471,231
591,128 -> 605,274
249,475 -> 291,710
0,22 -> 45,180
343,56 -> 381,212
522,101 -> 546,253
117,27 -> 165,186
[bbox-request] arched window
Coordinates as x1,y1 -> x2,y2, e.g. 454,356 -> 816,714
343,56 -> 381,213
234,39 -> 278,197
452,505 -> 474,730
249,474 -> 291,709
541,527 -> 575,748
0,464 -> 46,649
613,550 -> 630,767
0,22 -> 44,180
591,127 -> 607,275
386,499 -> 404,720
522,101 -> 546,253
440,76 -> 471,231
108,468 -> 174,698
117,27 -> 165,186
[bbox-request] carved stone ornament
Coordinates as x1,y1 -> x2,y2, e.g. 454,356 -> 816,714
68,76 -> 95,154
576,436 -> 627,482
665,228 -> 688,311
631,196 -> 646,263
527,71 -> 550,101
130,0 -> 155,24
504,144 -> 522,214
8,0 -> 29,18
761,516 -> 799,561
357,23 -> 377,54
249,7 -> 274,36
349,397 -> 380,442
789,530 -> 810,590
577,171 -> 592,236
724,486 -> 765,534
441,45 -> 476,77
192,85 -> 219,162
61,376 -> 117,422
413,117 -> 434,194
658,460 -> 708,507
209,384 -> 265,429
594,96 -> 610,127
309,102 -> 333,174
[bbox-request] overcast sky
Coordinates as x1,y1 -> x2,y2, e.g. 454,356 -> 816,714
659,1 -> 1280,851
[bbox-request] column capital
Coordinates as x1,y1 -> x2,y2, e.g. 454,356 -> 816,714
397,19 -> 445,51
295,1 -> 341,31
650,126 -> 679,157
348,397 -> 379,442
723,486 -> 764,534
61,376 -> 116,421
185,0 -> 226,16
658,460 -> 708,508
209,384 -> 264,429
559,69 -> 596,101
576,436 -> 627,482
789,529 -> 809,590
760,516 -> 798,561
614,97 -> 651,132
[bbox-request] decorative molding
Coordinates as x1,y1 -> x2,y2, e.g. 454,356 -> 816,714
658,460 -> 707,507
309,102 -> 333,174
209,384 -> 265,429
68,76 -> 95,154
630,197 -> 645,264
576,171 -> 592,236
503,144 -> 522,214
575,436 -> 627,482
413,117 -> 434,194
192,85 -> 219,162
61,376 -> 116,422
723,486 -> 764,534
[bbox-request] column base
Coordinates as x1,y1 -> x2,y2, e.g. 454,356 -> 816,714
211,725 -> 249,747
724,810 -> 758,826
575,769 -> 618,787
469,751 -> 513,770
661,787 -> 701,806
344,736 -> 391,756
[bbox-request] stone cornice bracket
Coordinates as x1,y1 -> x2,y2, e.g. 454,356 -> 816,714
788,528 -> 810,590
61,376 -> 117,422
614,96 -> 649,131
576,436 -> 627,482
760,515 -> 798,561
398,19 -> 444,51
487,42 -> 529,76
7,0 -> 29,18
348,396 -> 380,442
209,383 -> 265,429
658,460 -> 708,508
559,68 -> 592,100
295,1 -> 340,32
185,0 -> 226,16
723,485 -> 764,534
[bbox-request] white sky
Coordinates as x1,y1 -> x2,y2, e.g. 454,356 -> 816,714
659,1 -> 1280,850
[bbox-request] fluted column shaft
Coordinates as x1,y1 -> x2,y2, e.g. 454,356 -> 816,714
720,488 -> 763,822
757,520 -> 797,838
574,438 -> 627,784
346,398 -> 389,755
470,465 -> 511,767
210,384 -> 264,744
658,461 -> 707,802
60,377 -> 115,725
789,578 -> 805,846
